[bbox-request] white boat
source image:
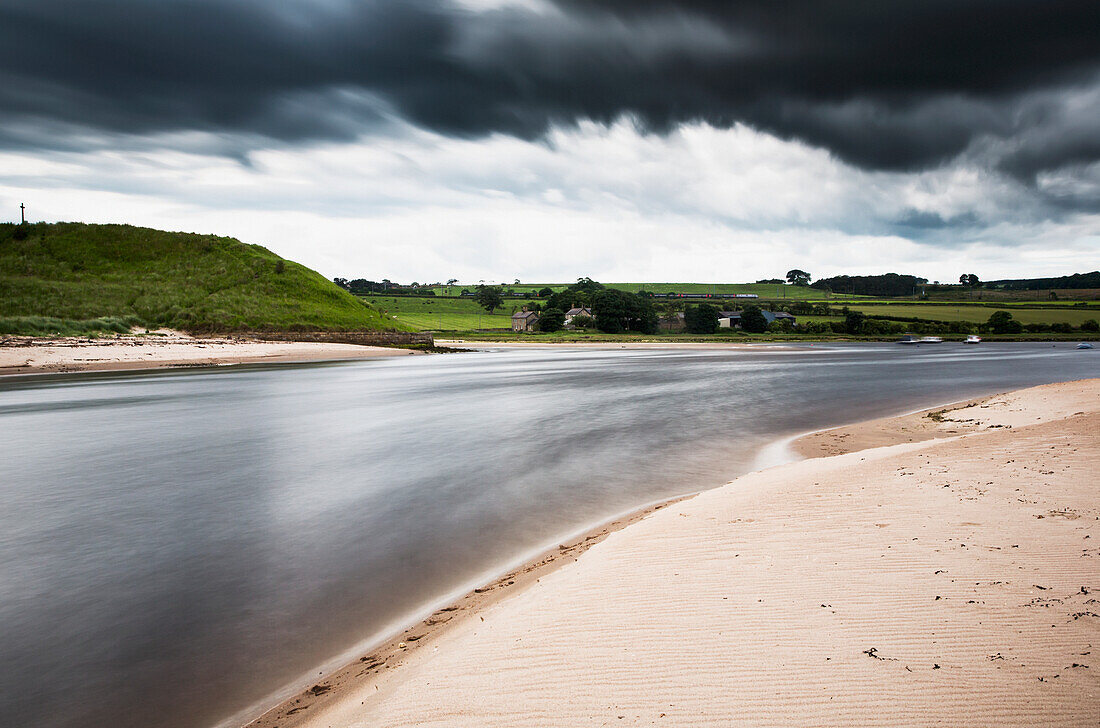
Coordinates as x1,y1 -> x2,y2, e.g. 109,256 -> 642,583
919,336 -> 943,343
965,335 -> 981,344
1078,342 -> 1095,350
898,334 -> 919,344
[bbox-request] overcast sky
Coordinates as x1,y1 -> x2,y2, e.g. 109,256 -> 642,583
1,0 -> 1098,283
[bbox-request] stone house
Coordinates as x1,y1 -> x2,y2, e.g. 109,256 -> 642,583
511,309 -> 540,332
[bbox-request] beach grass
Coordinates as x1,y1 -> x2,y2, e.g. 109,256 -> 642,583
0,315 -> 143,337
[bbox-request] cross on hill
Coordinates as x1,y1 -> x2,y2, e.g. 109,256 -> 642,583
20,203 -> 25,224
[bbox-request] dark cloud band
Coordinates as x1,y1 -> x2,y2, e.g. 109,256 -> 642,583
1,0 -> 1098,182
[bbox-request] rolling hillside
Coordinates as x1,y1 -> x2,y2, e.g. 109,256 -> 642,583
0,222 -> 401,334
428,282 -> 856,299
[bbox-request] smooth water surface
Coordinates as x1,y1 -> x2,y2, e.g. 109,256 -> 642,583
0,343 -> 1095,728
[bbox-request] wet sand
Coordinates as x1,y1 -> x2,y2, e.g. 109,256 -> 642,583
246,378 -> 1100,728
0,333 -> 416,375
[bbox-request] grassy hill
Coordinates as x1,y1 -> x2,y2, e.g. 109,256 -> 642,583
0,222 -> 402,335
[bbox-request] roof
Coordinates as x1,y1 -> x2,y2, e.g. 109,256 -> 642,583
512,310 -> 539,320
565,307 -> 592,316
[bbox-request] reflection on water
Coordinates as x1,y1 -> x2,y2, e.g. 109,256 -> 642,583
0,343 -> 1095,728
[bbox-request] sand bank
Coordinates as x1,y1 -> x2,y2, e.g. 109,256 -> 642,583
0,333 -> 416,375
250,379 -> 1099,728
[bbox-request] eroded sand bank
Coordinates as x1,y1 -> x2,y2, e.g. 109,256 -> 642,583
252,379 -> 1099,728
0,333 -> 416,375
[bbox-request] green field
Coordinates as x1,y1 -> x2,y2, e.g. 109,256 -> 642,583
1,222 -> 400,334
842,303 -> 1098,326
364,294 -> 854,331
362,295 -> 530,330
837,298 -> 1100,309
366,293 -> 1098,332
605,282 -> 859,299
429,282 -> 856,300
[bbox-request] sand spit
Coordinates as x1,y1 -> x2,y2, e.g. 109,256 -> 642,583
0,333 -> 415,375
794,383 -> 1096,458
252,379 -> 1099,728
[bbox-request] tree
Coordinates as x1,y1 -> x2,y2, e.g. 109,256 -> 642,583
987,310 -> 1022,334
1081,319 -> 1099,332
684,304 -> 719,334
786,269 -> 811,286
446,278 -> 458,286
844,309 -> 866,334
592,288 -> 658,334
546,277 -> 605,313
538,287 -> 554,298
959,273 -> 981,287
593,289 -> 627,333
739,305 -> 769,333
475,285 -> 504,313
333,277 -> 350,290
537,308 -> 565,332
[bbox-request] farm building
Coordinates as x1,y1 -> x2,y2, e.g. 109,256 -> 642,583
659,312 -> 686,332
718,310 -> 797,328
511,309 -> 540,332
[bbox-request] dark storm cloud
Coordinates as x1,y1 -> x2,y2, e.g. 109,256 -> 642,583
1,0 -> 1099,180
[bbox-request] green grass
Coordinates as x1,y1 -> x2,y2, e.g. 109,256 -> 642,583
837,298 -> 1100,309
370,292 -> 859,332
0,222 -> 404,334
0,315 -> 143,337
430,282 -> 860,300
841,304 -> 1098,326
362,295 -> 538,330
915,287 -> 1100,302
604,283 -> 861,299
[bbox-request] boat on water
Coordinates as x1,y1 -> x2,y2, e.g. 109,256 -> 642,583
919,336 -> 944,343
898,334 -> 920,344
1078,342 -> 1095,349
965,335 -> 982,344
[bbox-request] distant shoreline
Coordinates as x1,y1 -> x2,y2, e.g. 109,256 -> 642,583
2,336 -> 1094,379
0,334 -> 418,376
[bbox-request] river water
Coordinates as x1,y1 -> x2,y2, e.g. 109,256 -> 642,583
0,343 -> 1095,728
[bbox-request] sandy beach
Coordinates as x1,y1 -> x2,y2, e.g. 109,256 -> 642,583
249,378 -> 1099,728
0,333 -> 417,375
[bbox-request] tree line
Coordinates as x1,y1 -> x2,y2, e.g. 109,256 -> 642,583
987,271 -> 1100,291
812,273 -> 927,297
479,278 -> 659,334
